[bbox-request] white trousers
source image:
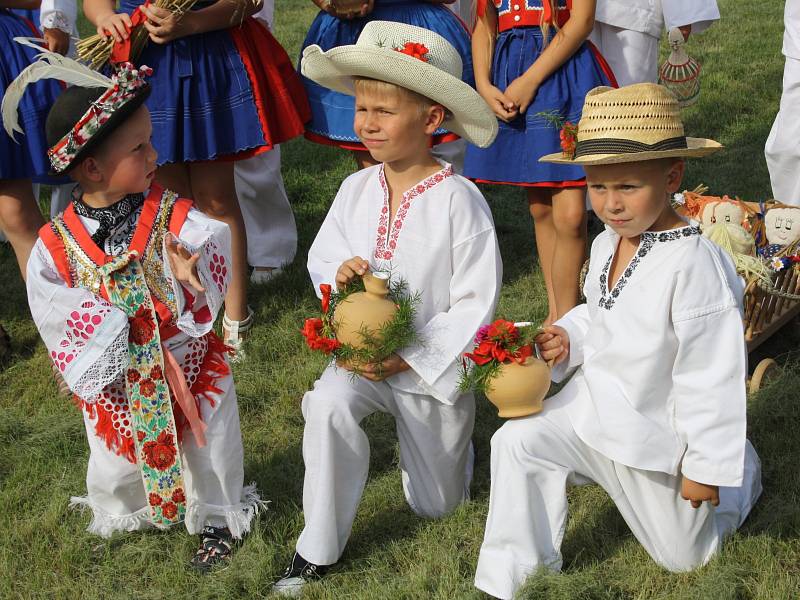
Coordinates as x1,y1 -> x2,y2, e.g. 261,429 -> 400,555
296,365 -> 476,565
766,56 -> 800,206
74,374 -> 260,539
589,22 -> 660,86
474,385 -> 762,600
234,147 -> 298,268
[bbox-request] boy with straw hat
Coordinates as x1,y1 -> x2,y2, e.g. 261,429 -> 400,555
474,83 -> 762,599
273,21 -> 502,596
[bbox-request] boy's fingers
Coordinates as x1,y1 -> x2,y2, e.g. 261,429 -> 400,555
691,500 -> 701,509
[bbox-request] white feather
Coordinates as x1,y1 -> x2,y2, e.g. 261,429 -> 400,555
2,37 -> 112,140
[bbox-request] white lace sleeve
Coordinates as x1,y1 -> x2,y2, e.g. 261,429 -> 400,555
161,208 -> 232,338
27,240 -> 130,402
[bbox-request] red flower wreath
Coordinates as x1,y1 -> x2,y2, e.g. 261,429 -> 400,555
395,42 -> 430,63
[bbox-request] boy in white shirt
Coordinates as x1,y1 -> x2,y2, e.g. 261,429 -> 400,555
273,21 -> 502,596
474,83 -> 762,600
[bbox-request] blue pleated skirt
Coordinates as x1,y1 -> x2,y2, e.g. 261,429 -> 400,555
0,9 -> 62,182
298,0 -> 473,148
120,0 -> 309,165
463,27 -> 616,186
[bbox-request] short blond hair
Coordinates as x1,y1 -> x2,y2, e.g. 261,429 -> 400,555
353,77 -> 450,118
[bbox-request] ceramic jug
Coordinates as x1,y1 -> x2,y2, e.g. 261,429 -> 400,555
333,271 -> 398,349
486,356 -> 551,418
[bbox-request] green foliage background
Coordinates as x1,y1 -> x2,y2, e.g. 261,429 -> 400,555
1,1 -> 798,598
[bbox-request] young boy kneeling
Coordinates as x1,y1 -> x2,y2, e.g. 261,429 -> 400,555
4,56 -> 261,570
474,83 -> 762,599
273,22 -> 502,595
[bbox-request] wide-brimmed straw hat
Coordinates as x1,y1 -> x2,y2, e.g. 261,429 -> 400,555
301,21 -> 498,148
540,83 -> 721,165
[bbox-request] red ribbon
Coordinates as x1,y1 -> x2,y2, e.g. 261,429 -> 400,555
162,343 -> 207,448
109,1 -> 150,65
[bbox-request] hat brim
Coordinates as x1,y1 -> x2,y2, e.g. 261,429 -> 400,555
539,137 -> 722,165
53,84 -> 151,175
301,45 -> 498,148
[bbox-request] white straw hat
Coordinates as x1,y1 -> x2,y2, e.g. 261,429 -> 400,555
301,21 -> 498,148
540,83 -> 722,165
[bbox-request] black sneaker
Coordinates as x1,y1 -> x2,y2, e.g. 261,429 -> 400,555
272,552 -> 330,597
190,526 -> 236,573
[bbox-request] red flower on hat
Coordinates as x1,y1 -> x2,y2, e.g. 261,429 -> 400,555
395,42 -> 430,63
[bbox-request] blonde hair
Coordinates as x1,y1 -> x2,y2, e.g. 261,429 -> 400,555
353,78 -> 451,119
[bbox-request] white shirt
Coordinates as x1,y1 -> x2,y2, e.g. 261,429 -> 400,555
784,0 -> 800,60
552,224 -> 747,487
595,0 -> 720,37
307,162 -> 502,404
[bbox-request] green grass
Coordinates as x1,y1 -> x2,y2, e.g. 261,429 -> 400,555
2,0 -> 800,598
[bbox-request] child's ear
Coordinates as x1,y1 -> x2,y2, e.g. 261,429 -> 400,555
424,104 -> 447,135
665,159 -> 685,194
80,157 -> 104,183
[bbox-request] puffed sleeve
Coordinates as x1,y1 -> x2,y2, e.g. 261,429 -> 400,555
398,226 -> 502,404
162,208 -> 232,338
671,241 -> 747,487
26,239 -> 130,402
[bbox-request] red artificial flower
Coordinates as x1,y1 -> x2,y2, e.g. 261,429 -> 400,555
150,365 -> 163,381
139,378 -> 156,398
142,431 -> 177,471
320,283 -> 333,314
487,320 -> 518,344
301,318 -> 341,354
395,42 -> 430,63
148,492 -> 162,506
129,306 -> 156,346
513,344 -> 533,364
161,501 -> 178,519
127,369 -> 141,385
172,488 -> 186,504
560,122 -> 578,158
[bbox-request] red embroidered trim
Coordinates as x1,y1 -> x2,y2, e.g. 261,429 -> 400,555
373,163 -> 454,260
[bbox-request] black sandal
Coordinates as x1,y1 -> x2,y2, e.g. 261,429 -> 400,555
190,526 -> 235,573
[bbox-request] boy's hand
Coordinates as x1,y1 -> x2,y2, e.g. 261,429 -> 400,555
504,74 -> 539,114
142,4 -> 192,44
96,12 -> 132,42
681,477 -> 719,509
43,28 -> 70,55
535,325 -> 569,366
165,234 -> 205,294
477,82 -> 518,122
338,353 -> 410,381
335,256 -> 369,290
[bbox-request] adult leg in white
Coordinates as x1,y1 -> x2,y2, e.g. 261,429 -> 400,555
766,56 -> 800,206
474,380 -> 762,600
234,147 -> 298,277
589,22 -> 660,86
295,364 -> 475,567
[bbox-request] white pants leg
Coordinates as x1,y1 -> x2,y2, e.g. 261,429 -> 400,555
234,148 -> 298,269
766,56 -> 800,206
474,383 -> 762,600
75,375 -> 258,538
296,365 -> 475,565
589,23 -> 660,86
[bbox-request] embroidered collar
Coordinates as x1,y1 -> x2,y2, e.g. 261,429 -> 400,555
374,162 -> 454,261
73,192 -> 146,247
599,224 -> 700,310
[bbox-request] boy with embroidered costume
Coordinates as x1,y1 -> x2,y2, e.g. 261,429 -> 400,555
272,22 -> 501,595
2,49 -> 262,571
474,84 -> 762,599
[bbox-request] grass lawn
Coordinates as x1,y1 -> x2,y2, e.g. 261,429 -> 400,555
2,0 -> 799,598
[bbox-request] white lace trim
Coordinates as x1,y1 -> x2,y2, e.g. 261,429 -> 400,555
69,496 -> 152,539
184,483 -> 267,539
71,325 -> 130,403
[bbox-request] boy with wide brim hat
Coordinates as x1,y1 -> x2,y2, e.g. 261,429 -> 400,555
474,83 -> 761,599
3,44 -> 263,571
273,21 -> 502,596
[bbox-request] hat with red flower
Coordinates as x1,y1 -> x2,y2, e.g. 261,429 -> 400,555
301,21 -> 497,148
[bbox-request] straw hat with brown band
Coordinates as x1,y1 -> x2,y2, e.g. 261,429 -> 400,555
540,83 -> 722,166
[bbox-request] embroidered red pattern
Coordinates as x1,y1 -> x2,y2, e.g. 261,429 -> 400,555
374,164 -> 454,260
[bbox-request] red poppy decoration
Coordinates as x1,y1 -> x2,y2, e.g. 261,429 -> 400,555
395,42 -> 430,63
560,122 -> 578,159
302,318 -> 341,354
129,306 -> 156,346
142,431 -> 177,471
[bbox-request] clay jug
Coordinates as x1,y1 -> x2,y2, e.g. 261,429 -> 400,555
486,356 -> 551,418
333,271 -> 398,350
